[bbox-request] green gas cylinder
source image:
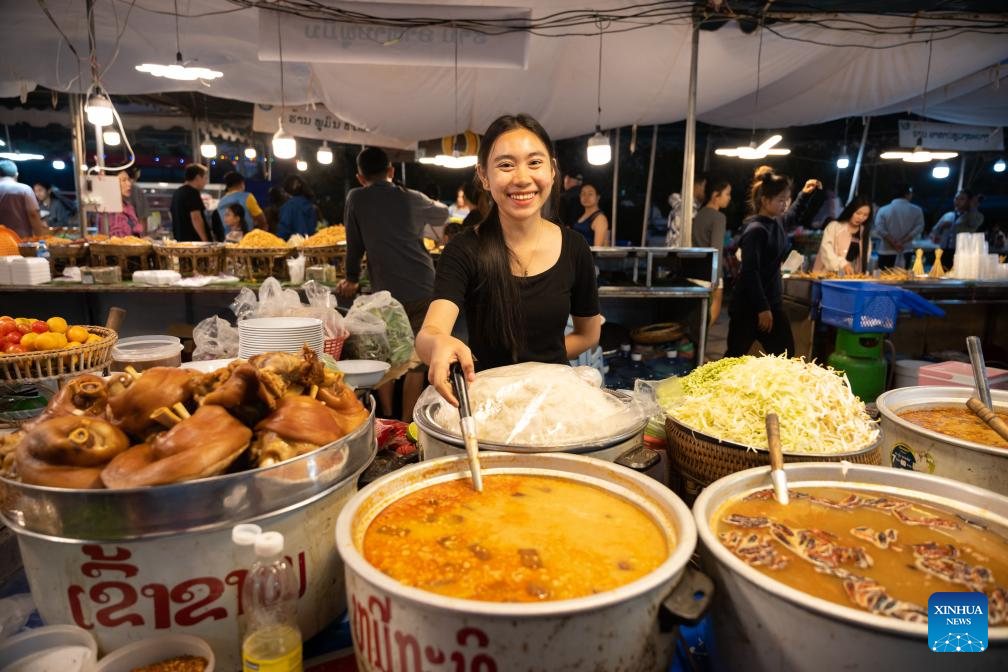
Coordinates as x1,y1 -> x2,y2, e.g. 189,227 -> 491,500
827,330 -> 887,403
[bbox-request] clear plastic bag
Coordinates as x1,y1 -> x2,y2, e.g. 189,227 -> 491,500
302,280 -> 347,341
344,291 -> 414,367
343,308 -> 390,362
424,362 -> 649,447
192,315 -> 239,360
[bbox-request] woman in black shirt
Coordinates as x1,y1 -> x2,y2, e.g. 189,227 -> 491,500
416,114 -> 601,405
726,168 -> 819,357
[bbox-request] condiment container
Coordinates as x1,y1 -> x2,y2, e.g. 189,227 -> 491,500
110,335 -> 183,372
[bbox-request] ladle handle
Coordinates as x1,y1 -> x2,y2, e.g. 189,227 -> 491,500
105,306 -> 126,333
765,413 -> 784,472
967,336 -> 992,410
967,397 -> 1008,443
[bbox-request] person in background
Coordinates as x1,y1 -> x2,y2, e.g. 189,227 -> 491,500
693,176 -> 731,326
264,186 -> 287,234
170,164 -> 209,242
726,168 -> 820,357
102,171 -> 142,237
574,182 -> 609,247
125,167 -> 150,232
931,188 -> 984,253
442,221 -> 463,245
558,172 -> 584,229
337,146 -> 449,420
33,181 -> 75,229
873,183 -> 924,268
667,173 -> 706,247
460,180 -> 486,230
0,160 -> 46,239
447,185 -> 470,222
813,197 -> 872,275
417,113 -> 600,405
223,202 -> 246,243
217,171 -> 266,233
277,174 -> 317,240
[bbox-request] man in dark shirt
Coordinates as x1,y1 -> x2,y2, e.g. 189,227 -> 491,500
337,147 -> 448,420
558,172 -> 583,228
170,164 -> 210,242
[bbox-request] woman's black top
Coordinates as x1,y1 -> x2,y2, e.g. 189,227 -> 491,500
434,224 -> 599,370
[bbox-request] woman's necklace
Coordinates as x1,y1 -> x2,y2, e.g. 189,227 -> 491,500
516,220 -> 545,277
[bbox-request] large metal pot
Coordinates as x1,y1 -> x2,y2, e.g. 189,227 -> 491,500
877,386 -> 1008,494
0,399 -> 376,670
413,395 -> 661,480
693,463 -> 1008,671
335,452 -> 709,672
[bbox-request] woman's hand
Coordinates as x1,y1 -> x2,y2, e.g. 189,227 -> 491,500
757,310 -> 773,333
843,262 -> 855,275
802,179 -> 822,194
426,334 -> 476,407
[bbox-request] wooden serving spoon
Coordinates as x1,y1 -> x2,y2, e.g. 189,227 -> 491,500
966,397 -> 1008,444
765,413 -> 789,505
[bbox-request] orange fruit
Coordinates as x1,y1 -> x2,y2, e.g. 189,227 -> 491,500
20,332 -> 38,351
34,332 -> 59,351
46,317 -> 68,334
53,332 -> 68,348
67,326 -> 88,344
85,333 -> 102,344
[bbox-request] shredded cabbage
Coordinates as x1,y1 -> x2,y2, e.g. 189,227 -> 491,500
663,354 -> 879,454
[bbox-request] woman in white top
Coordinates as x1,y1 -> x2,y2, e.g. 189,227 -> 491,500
813,197 -> 872,275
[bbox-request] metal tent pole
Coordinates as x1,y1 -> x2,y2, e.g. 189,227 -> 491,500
956,154 -> 966,192
680,18 -> 700,246
846,117 -> 871,204
610,128 -> 620,246
69,93 -> 88,238
641,124 -> 658,246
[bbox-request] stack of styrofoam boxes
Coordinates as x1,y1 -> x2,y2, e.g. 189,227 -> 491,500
0,255 -> 23,284
918,361 -> 1008,390
8,257 -> 51,285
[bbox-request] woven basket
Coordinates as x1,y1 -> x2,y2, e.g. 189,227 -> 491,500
46,243 -> 89,276
17,242 -> 38,258
153,242 -> 225,277
631,322 -> 686,345
300,244 -> 346,277
664,414 -> 881,504
225,247 -> 292,282
0,326 -> 117,382
89,241 -> 154,279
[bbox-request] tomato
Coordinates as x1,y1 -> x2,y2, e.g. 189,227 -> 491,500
0,321 -> 17,337
16,323 -> 31,335
30,321 -> 48,334
3,343 -> 24,354
5,331 -> 22,345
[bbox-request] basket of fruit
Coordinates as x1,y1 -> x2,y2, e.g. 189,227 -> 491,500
89,236 -> 155,279
153,241 -> 225,277
0,317 -> 117,382
225,230 -> 293,282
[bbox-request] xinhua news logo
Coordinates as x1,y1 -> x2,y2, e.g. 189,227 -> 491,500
928,592 -> 988,652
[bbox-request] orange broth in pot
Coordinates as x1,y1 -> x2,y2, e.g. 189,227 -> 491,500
362,474 -> 669,602
898,407 -> 1008,448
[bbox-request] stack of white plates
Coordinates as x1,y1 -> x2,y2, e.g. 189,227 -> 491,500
238,317 -> 324,359
9,257 -> 51,285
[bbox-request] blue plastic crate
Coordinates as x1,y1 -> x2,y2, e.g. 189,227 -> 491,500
819,281 -> 900,333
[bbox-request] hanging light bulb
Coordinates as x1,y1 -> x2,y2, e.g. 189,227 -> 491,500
296,159 -> 308,172
85,92 -> 114,127
244,147 -> 257,160
881,137 -> 957,164
102,130 -> 121,146
994,158 -> 1006,173
52,159 -> 66,170
200,136 -> 217,159
931,162 -> 950,179
715,134 -> 790,159
272,121 -> 296,160
836,149 -> 850,170
316,141 -> 333,165
586,130 -> 612,166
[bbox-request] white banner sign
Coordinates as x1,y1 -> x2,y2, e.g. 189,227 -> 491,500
252,105 -> 414,150
258,2 -> 531,68
898,120 -> 1003,151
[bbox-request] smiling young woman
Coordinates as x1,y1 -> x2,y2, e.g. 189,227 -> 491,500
416,114 -> 602,405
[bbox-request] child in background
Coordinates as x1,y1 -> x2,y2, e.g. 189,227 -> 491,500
224,203 -> 246,243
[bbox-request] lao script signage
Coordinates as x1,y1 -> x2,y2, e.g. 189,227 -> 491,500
252,105 -> 414,150
898,121 -> 1003,152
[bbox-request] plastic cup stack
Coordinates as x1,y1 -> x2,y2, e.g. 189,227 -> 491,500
953,233 -> 989,280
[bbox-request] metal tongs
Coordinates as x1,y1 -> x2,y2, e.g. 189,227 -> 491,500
765,413 -> 789,505
449,362 -> 483,492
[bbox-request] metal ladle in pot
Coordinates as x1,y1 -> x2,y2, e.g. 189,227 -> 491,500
765,413 -> 789,505
449,361 -> 483,492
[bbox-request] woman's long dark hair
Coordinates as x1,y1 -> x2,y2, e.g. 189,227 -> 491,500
838,196 -> 873,228
471,113 -> 559,362
701,175 -> 731,208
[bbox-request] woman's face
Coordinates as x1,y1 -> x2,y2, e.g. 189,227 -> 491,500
761,191 -> 789,217
479,128 -> 555,224
118,171 -> 132,199
579,184 -> 599,208
33,185 -> 49,203
714,185 -> 732,209
224,210 -> 240,229
850,205 -> 870,227
456,189 -> 466,208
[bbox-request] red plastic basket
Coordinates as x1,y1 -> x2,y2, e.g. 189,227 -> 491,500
323,333 -> 347,359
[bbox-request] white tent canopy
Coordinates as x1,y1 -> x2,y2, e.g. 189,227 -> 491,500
4,1 -> 1006,143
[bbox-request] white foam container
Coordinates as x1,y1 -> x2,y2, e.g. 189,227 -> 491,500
94,634 -> 214,672
0,625 -> 98,672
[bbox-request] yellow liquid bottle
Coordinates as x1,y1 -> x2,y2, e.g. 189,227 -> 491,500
242,623 -> 303,672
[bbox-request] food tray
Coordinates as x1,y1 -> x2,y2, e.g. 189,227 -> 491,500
0,325 -> 117,382
89,241 -> 155,279
153,242 -> 225,277
664,413 -> 881,504
300,243 -> 346,278
225,246 -> 291,282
